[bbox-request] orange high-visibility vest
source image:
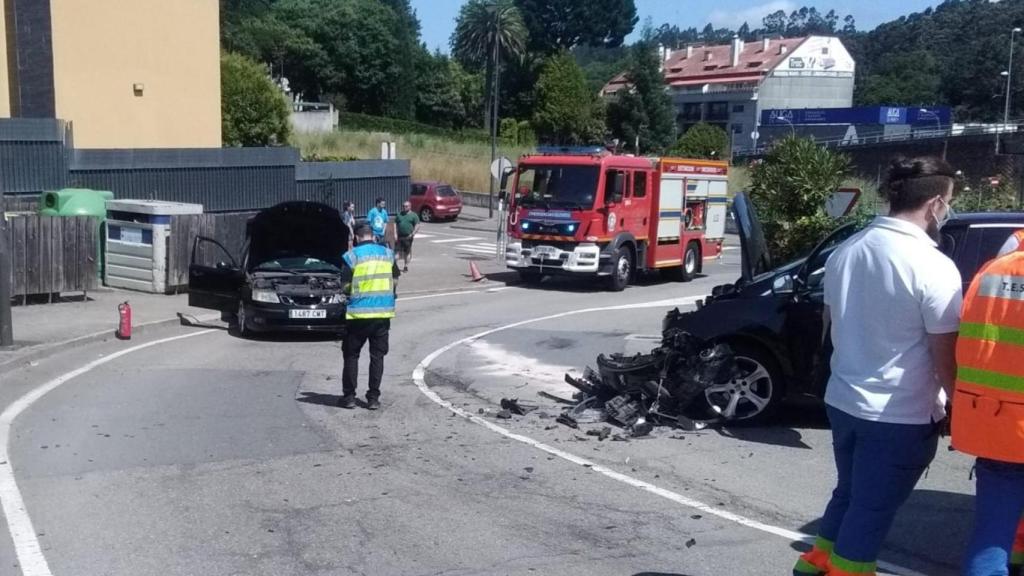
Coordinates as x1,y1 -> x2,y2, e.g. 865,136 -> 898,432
952,246 -> 1024,463
1014,230 -> 1024,251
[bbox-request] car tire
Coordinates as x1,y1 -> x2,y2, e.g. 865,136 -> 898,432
606,247 -> 632,292
420,207 -> 433,223
518,270 -> 542,284
686,341 -> 783,425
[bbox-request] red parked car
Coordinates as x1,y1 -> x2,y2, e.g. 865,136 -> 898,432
410,181 -> 462,222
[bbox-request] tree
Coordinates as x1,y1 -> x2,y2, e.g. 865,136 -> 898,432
669,123 -> 729,160
532,52 -> 605,145
221,53 -> 291,147
856,51 -> 941,107
749,137 -> 851,262
415,51 -> 468,129
762,10 -> 787,36
606,38 -> 675,153
513,0 -> 637,53
451,0 -> 528,126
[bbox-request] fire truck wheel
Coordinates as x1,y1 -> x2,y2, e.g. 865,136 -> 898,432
682,242 -> 700,281
607,246 -> 633,292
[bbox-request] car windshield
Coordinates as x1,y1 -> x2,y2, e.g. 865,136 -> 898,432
253,255 -> 340,273
437,185 -> 457,197
515,165 -> 599,209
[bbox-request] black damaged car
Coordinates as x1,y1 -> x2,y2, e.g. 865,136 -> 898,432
664,192 -> 1024,423
188,201 -> 349,335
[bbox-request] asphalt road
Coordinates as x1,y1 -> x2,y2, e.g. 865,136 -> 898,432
0,219 -> 975,576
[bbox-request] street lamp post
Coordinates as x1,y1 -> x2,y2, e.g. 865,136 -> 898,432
487,5 -> 502,219
0,192 -> 12,347
919,108 -> 947,159
999,27 -> 1022,153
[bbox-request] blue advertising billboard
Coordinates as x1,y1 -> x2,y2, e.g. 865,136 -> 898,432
761,106 -> 951,127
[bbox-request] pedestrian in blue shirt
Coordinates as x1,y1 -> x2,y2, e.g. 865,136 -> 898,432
367,198 -> 389,244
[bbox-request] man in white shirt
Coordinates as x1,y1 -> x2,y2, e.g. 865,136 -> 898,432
794,157 -> 962,576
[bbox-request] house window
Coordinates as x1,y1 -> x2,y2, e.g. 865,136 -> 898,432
732,123 -> 744,134
707,102 -> 729,120
732,104 -> 745,113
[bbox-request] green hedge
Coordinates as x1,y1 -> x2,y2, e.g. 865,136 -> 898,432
337,112 -> 497,144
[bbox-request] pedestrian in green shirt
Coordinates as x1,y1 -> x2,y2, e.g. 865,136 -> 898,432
395,201 -> 420,272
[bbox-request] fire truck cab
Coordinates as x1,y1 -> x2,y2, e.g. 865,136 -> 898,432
503,146 -> 727,291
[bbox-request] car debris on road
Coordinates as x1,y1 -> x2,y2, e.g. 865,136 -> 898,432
552,329 -> 736,435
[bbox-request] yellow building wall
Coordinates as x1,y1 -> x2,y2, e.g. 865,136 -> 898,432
0,3 -> 10,118
49,0 -> 221,148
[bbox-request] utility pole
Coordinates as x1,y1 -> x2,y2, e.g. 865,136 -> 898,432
488,8 -> 501,219
1000,28 -> 1022,154
0,193 -> 13,347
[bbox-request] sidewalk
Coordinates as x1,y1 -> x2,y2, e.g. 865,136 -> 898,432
0,288 -> 217,367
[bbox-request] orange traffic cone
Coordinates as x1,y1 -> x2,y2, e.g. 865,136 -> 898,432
469,261 -> 484,282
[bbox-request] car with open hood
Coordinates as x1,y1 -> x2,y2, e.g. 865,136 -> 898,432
663,192 -> 1024,423
188,201 -> 349,335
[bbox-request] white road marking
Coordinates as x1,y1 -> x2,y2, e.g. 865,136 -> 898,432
411,298 -> 927,576
399,287 -> 510,302
455,245 -> 497,255
414,233 -> 435,239
430,237 -> 481,244
0,330 -> 216,576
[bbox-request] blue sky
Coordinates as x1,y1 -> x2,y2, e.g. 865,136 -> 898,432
412,0 -> 939,53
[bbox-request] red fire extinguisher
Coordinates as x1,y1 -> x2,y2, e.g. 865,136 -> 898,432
116,301 -> 132,340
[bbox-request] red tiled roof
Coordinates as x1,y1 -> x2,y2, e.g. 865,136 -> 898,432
603,37 -> 807,93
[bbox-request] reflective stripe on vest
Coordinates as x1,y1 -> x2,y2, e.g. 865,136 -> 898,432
345,244 -> 396,320
1015,230 -> 1024,250
952,251 -> 1024,462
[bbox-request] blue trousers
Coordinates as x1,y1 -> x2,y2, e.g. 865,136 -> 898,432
817,406 -> 939,568
963,458 -> 1024,576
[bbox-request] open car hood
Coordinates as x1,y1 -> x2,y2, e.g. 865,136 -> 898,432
732,192 -> 772,283
247,202 -> 348,272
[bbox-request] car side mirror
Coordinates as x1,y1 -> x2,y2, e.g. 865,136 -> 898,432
771,273 -> 795,295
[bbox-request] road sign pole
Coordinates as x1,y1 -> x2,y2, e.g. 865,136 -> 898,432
0,193 -> 14,347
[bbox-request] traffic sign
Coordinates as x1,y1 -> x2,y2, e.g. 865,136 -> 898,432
825,187 -> 861,218
491,157 -> 513,180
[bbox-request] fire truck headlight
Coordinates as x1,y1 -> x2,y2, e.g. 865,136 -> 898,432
565,224 -> 576,233
521,221 -> 531,231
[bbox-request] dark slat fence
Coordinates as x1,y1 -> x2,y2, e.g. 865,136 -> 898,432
167,212 -> 256,291
5,215 -> 99,298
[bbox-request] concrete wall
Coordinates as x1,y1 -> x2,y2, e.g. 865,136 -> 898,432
290,109 -> 338,135
758,75 -> 855,111
49,0 -> 221,148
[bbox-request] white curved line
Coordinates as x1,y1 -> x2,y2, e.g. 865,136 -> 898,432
0,330 -> 216,576
411,299 -> 927,576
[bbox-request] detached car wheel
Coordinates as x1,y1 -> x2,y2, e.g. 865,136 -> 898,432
689,342 -> 782,424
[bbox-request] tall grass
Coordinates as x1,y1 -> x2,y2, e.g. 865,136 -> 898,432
293,131 -> 533,193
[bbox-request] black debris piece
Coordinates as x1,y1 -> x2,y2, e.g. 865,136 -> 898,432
501,397 -> 538,416
685,538 -> 697,548
555,413 -> 579,429
585,426 -> 613,441
539,391 -> 576,405
495,409 -> 513,419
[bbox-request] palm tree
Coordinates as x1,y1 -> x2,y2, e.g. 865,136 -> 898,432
451,0 -> 528,126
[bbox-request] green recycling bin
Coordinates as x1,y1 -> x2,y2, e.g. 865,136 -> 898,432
38,188 -> 115,279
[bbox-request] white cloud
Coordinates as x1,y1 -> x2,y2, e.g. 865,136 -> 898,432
707,0 -> 798,30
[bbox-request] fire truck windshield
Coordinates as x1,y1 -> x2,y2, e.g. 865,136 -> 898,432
515,165 -> 599,210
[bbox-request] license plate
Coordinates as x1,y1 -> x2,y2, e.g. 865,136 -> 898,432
289,309 -> 326,319
534,246 -> 557,257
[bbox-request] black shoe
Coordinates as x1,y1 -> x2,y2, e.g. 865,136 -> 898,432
403,266 -> 409,273
366,398 -> 381,411
338,395 -> 356,409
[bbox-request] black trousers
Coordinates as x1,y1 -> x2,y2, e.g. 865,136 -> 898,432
342,319 -> 390,400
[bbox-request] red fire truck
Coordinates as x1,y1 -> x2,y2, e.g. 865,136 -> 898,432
501,147 -> 728,291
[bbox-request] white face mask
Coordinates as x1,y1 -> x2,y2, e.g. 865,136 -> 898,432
933,197 -> 955,230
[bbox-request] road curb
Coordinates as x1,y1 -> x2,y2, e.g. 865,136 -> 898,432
0,312 -> 222,371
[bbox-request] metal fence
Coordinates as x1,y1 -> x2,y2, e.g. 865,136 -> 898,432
4,214 -> 99,298
296,160 -> 411,213
0,118 -> 70,194
0,119 -> 411,214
